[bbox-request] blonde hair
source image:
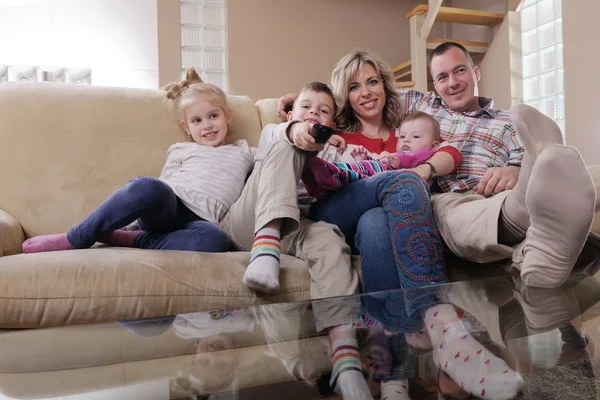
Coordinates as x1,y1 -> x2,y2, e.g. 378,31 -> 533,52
331,50 -> 403,132
402,111 -> 441,141
162,67 -> 229,118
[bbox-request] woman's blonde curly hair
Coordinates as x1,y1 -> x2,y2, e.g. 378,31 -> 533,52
331,50 -> 403,132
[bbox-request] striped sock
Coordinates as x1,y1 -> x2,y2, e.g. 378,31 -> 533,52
330,338 -> 373,400
242,227 -> 281,293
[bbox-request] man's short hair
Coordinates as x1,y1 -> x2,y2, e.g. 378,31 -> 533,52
430,41 -> 475,69
402,111 -> 441,141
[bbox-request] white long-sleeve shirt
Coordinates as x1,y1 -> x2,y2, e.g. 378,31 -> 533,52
159,140 -> 255,223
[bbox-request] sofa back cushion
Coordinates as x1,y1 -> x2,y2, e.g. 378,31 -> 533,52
0,82 -> 262,236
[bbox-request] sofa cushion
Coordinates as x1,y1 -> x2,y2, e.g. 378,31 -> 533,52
255,98 -> 282,127
0,82 -> 262,238
0,248 -> 318,329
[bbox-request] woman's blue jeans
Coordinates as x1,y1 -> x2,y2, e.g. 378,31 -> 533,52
310,170 -> 447,330
67,176 -> 230,252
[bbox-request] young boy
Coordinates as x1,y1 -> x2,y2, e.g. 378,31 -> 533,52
302,111 -> 445,198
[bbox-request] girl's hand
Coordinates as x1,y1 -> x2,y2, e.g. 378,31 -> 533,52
328,134 -> 347,153
350,145 -> 369,161
288,122 -> 324,152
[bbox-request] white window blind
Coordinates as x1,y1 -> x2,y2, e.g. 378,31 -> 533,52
520,0 -> 565,135
181,0 -> 228,91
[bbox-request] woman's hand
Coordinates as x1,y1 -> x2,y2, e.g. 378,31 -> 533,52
288,122 -> 324,152
351,145 -> 369,161
328,134 -> 347,153
277,93 -> 298,120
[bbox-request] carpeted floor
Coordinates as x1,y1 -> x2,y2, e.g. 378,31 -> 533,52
521,359 -> 600,400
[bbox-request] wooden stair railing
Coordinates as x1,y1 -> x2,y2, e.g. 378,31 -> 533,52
393,3 -> 505,92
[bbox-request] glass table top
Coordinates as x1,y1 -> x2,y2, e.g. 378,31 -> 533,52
2,269 -> 600,399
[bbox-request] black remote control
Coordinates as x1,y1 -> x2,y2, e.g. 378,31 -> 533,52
310,123 -> 335,144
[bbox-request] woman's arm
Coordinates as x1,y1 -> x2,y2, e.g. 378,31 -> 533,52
410,150 -> 456,181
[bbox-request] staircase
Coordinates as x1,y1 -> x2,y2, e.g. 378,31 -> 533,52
394,1 -> 509,92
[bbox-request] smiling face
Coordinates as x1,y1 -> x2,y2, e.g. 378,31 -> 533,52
182,95 -> 231,146
347,62 -> 386,125
287,89 -> 336,127
430,46 -> 481,112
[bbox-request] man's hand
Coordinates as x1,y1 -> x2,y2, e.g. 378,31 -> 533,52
277,93 -> 298,120
288,122 -> 324,152
474,166 -> 520,197
350,145 -> 369,161
328,134 -> 347,153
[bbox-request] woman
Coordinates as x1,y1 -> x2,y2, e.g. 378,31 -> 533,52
308,50 -> 458,295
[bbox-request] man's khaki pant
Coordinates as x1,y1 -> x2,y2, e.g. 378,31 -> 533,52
221,141 -> 360,331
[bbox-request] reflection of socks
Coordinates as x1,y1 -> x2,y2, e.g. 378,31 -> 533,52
243,227 -> 280,293
22,233 -> 74,253
100,229 -> 144,247
381,379 -> 411,400
330,338 -> 373,400
424,304 -> 523,400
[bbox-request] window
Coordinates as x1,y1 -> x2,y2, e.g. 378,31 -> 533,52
181,0 -> 228,91
520,0 -> 565,135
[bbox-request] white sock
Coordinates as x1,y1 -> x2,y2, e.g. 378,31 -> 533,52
424,304 -> 524,399
381,379 -> 411,400
335,370 -> 374,400
330,338 -> 373,400
243,227 -> 281,293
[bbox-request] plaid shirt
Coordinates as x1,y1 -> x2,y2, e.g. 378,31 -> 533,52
400,90 -> 523,193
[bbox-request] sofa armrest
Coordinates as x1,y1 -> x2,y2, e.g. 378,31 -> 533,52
0,208 -> 24,256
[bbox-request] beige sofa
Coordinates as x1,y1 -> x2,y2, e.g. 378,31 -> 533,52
1,81 -> 600,332
0,81 -> 354,330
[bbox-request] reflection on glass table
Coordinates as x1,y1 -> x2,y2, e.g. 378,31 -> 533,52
2,274 -> 600,400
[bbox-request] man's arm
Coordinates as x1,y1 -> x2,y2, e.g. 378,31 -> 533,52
473,123 -> 523,197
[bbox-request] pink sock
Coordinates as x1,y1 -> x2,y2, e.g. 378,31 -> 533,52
99,230 -> 144,247
424,304 -> 523,399
22,233 -> 74,253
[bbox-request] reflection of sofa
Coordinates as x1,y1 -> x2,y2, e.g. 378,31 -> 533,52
1,82 -> 600,330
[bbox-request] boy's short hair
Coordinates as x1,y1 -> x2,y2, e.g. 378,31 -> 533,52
401,111 -> 441,141
289,81 -> 337,114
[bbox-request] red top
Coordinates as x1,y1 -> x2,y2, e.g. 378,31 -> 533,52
337,129 -> 462,169
338,129 -> 398,154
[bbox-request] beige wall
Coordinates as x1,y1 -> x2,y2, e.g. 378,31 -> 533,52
478,11 -> 522,109
157,0 -> 181,88
227,0 -> 422,101
563,0 -> 600,166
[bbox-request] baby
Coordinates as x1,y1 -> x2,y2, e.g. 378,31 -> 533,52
302,111 -> 443,199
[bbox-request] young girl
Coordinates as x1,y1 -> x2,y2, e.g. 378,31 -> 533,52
22,68 -> 253,254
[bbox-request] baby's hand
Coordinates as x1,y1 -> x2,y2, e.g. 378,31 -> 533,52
350,145 -> 369,161
328,134 -> 347,153
379,152 -> 400,169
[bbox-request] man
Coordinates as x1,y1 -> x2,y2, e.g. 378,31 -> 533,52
408,42 -> 596,289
